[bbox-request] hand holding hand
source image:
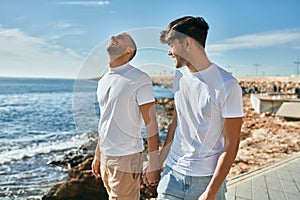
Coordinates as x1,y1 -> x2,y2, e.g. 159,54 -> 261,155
198,190 -> 216,200
142,167 -> 160,187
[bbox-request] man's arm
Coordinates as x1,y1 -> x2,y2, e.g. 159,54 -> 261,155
140,102 -> 160,186
158,106 -> 177,168
200,117 -> 242,200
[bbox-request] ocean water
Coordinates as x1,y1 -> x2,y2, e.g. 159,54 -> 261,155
0,77 -> 173,200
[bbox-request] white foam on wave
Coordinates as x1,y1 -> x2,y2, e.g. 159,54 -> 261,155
0,131 -> 89,165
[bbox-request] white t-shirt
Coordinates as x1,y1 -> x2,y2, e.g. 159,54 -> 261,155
167,64 -> 244,176
97,63 -> 155,156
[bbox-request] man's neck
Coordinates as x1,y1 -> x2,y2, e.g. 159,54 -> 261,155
186,48 -> 212,72
109,60 -> 128,68
109,54 -> 129,68
187,58 -> 212,72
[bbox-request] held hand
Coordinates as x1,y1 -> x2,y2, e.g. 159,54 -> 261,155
142,168 -> 160,187
198,191 -> 216,200
91,158 -> 101,179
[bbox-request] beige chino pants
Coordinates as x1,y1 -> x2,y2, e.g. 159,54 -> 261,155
100,152 -> 142,200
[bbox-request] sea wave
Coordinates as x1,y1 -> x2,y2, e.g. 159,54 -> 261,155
0,131 -> 88,165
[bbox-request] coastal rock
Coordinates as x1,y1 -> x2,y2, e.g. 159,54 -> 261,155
228,94 -> 300,178
78,131 -> 98,153
48,131 -> 98,170
43,131 -> 108,200
43,154 -> 159,200
43,155 -> 108,200
48,154 -> 84,169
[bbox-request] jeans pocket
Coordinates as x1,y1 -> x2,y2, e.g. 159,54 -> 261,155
157,166 -> 183,198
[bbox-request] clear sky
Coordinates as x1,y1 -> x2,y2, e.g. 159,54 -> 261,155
0,0 -> 300,78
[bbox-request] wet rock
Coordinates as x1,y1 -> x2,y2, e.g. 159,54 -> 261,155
48,154 -> 84,169
78,131 -> 98,153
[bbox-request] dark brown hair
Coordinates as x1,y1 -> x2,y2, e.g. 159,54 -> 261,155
160,16 -> 209,48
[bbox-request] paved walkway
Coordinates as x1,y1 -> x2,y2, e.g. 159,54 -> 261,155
226,153 -> 300,200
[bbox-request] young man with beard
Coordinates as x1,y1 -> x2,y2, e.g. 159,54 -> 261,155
157,16 -> 244,200
91,32 -> 160,200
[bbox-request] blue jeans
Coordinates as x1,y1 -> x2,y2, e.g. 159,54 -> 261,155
157,166 -> 227,200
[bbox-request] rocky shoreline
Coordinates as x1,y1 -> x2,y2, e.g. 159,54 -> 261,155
42,99 -> 173,200
43,76 -> 300,200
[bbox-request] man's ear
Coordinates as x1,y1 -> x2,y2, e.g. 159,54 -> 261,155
186,37 -> 204,50
126,46 -> 135,54
185,37 -> 192,51
126,46 -> 135,60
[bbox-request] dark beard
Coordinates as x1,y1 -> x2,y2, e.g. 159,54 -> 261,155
106,45 -> 126,57
175,55 -> 186,68
106,45 -> 116,54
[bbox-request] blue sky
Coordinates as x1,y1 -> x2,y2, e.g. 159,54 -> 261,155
0,0 -> 300,78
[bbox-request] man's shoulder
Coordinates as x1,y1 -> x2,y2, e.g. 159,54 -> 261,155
214,64 -> 238,84
127,64 -> 151,80
129,65 -> 147,75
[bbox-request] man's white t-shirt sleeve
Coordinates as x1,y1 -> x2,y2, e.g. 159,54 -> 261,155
221,80 -> 244,118
136,74 -> 155,105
